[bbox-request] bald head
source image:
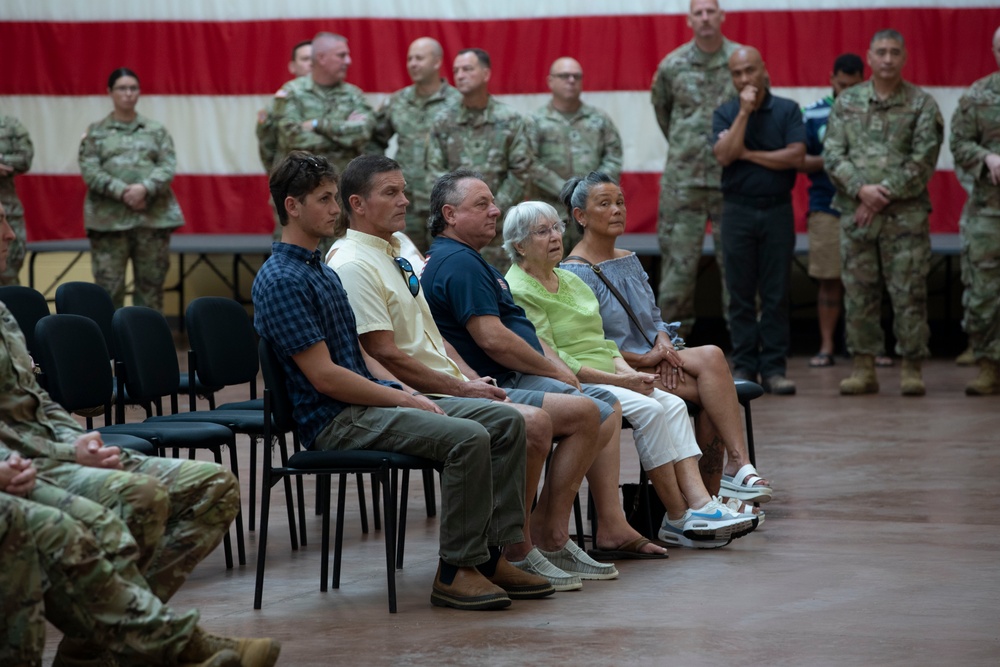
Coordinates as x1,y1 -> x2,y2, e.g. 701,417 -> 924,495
407,37 -> 444,85
548,57 -> 584,109
730,46 -> 762,68
411,37 -> 443,59
729,46 -> 768,106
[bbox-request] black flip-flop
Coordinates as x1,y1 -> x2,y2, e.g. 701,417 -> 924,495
587,537 -> 669,560
809,353 -> 835,367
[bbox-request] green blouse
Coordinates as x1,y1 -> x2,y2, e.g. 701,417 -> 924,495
506,263 -> 620,374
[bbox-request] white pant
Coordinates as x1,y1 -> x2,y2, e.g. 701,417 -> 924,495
592,384 -> 701,471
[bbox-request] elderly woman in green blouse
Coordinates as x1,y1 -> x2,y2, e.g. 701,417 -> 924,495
503,201 -> 755,549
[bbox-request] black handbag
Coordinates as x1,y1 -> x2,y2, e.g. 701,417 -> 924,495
621,479 -> 666,541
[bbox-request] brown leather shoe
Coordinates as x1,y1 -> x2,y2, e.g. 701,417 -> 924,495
430,563 -> 511,610
488,557 -> 555,599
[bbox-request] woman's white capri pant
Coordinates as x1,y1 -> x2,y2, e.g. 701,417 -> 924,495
591,384 -> 701,471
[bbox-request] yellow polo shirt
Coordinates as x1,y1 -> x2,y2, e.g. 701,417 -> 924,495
329,229 -> 467,380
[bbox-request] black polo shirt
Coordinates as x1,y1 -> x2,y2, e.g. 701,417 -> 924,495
712,91 -> 806,198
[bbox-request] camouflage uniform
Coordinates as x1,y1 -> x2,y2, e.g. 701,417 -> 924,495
370,81 -> 461,253
0,115 -> 34,286
78,113 -> 184,311
427,96 -> 533,273
274,75 -> 376,257
0,496 -> 45,666
526,101 -> 623,250
651,37 -> 742,339
256,84 -> 294,242
950,71 -> 1000,362
0,493 -> 201,667
824,79 -> 944,359
274,75 -> 375,177
0,301 -> 240,603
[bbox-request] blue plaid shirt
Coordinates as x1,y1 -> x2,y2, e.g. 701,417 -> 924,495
252,242 -> 401,448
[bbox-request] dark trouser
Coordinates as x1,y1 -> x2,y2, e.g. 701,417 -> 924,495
721,198 -> 795,379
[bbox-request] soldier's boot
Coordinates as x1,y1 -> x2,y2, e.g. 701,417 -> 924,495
956,346 -> 976,366
52,637 -> 117,667
966,358 -> 1000,396
900,358 -> 926,396
839,354 -> 879,395
179,649 -> 243,667
178,627 -> 280,667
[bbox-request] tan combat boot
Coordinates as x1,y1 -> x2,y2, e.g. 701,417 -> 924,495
900,358 -> 926,396
839,354 -> 879,395
178,627 -> 281,667
966,358 -> 1000,396
956,346 -> 976,366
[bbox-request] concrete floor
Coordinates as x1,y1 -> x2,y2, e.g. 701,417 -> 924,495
43,357 -> 1000,666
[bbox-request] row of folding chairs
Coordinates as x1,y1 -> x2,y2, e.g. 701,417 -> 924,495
0,283 -> 436,613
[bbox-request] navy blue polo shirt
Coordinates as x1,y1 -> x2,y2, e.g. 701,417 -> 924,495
712,91 -> 806,197
422,236 -> 544,379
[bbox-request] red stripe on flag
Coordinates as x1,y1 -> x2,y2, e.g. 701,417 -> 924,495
19,174 -> 273,241
2,8 -> 994,96
17,170 -> 965,242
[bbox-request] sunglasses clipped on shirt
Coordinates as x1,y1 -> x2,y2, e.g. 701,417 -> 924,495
394,256 -> 420,297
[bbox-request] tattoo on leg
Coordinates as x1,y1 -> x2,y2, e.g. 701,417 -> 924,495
699,436 -> 725,476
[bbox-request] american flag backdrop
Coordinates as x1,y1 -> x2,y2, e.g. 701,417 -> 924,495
2,0 -> 996,240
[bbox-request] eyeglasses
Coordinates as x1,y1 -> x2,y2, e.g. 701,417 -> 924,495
550,73 -> 583,81
112,85 -> 140,93
394,256 -> 420,297
530,222 -> 566,238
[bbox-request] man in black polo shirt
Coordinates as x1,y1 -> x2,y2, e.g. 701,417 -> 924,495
712,46 -> 805,394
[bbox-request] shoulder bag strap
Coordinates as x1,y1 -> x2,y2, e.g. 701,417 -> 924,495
564,256 -> 656,349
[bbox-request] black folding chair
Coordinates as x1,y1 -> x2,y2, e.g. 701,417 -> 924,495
255,339 -> 440,612
33,313 -> 243,567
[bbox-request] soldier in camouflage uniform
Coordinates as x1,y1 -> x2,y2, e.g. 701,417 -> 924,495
0,464 -> 46,667
0,456 -> 279,667
256,40 -> 312,241
950,26 -> 1000,395
0,115 -> 33,286
528,57 -> 622,251
0,209 -> 280,667
256,40 -> 313,173
426,48 -> 532,274
79,68 -> 184,312
824,30 -> 944,396
274,33 -> 374,175
273,33 -> 374,257
651,0 -> 741,340
368,37 -> 461,254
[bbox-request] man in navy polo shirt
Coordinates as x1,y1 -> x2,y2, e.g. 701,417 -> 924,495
713,46 -> 806,395
252,151 -> 552,610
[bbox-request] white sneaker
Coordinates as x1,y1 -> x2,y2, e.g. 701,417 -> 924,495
509,548 -> 583,591
657,515 -> 731,549
660,498 -> 755,543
